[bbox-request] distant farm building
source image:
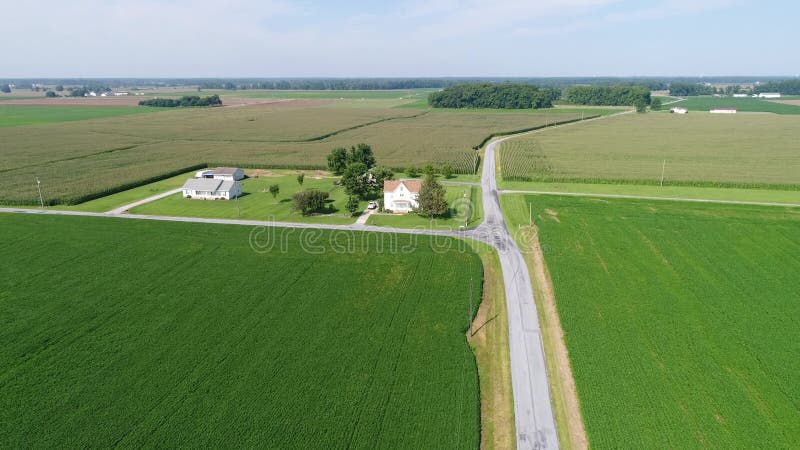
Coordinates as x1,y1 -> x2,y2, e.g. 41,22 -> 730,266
733,93 -> 748,98
710,108 -> 737,114
758,93 -> 781,99
670,107 -> 688,114
181,178 -> 242,200
195,167 -> 245,181
384,179 -> 421,213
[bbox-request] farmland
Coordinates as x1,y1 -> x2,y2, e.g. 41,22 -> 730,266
0,97 -> 594,205
498,113 -> 800,188
129,171 -> 363,224
501,194 -> 800,448
0,105 -> 152,127
665,96 -> 800,114
0,213 -> 483,448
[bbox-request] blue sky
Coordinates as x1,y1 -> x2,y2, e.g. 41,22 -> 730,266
2,0 -> 798,77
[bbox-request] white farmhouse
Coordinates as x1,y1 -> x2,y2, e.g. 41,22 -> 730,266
383,179 -> 421,213
181,178 -> 242,200
194,167 -> 245,181
710,108 -> 737,114
758,92 -> 781,98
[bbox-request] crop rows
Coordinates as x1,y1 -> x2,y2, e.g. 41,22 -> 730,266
0,214 -> 482,448
507,195 -> 800,448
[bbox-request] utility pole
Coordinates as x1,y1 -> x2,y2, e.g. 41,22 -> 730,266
35,177 -> 44,208
236,195 -> 241,218
660,160 -> 666,187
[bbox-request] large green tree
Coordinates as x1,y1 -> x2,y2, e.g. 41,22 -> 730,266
348,143 -> 376,169
341,162 -> 369,198
326,147 -> 349,175
291,189 -> 329,215
416,174 -> 448,217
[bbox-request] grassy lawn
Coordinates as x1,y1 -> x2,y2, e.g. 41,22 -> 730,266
0,105 -> 153,127
499,112 -> 800,188
502,194 -> 800,448
366,185 -> 483,229
498,180 -> 800,204
55,172 -> 193,212
0,213 -> 481,447
665,96 -> 800,114
130,171 -> 363,224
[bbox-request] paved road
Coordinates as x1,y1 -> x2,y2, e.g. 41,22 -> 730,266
107,188 -> 183,214
501,189 -> 800,208
475,136 -> 559,449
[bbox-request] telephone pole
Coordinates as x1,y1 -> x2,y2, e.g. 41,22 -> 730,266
35,177 -> 44,208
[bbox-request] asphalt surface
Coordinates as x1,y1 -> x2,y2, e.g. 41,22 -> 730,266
475,137 -> 559,450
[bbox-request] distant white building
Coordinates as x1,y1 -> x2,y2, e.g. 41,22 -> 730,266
114,92 -> 129,96
758,92 -> 781,98
181,178 -> 242,200
710,108 -> 737,114
670,107 -> 688,114
383,179 -> 421,213
194,167 -> 245,181
732,93 -> 748,98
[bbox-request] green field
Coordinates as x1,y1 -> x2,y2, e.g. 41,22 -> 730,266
0,213 -> 482,447
502,194 -> 800,448
0,105 -> 152,127
130,172 -> 364,224
0,99 -> 593,205
498,113 -> 800,188
665,96 -> 800,114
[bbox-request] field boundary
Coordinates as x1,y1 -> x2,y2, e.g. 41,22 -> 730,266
500,189 -> 800,208
500,175 -> 800,192
472,115 -> 601,150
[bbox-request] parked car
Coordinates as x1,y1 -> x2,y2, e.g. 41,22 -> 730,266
368,201 -> 378,210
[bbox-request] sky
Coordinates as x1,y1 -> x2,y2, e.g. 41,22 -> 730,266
2,0 -> 798,77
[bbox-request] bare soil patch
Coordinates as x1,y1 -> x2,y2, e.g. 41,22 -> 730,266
769,99 -> 800,106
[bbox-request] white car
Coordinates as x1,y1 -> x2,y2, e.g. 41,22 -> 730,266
368,201 -> 378,210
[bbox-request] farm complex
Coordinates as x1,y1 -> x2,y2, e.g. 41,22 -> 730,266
2,74 -> 800,450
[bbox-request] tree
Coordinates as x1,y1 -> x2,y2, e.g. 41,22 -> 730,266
634,98 -> 647,113
423,164 -> 437,178
0,84 -> 10,93
55,85 -> 64,92
291,189 -> 329,215
326,147 -> 349,175
45,91 -> 57,98
650,97 -> 662,111
369,166 -> 393,192
406,167 -> 419,178
348,143 -> 376,169
296,173 -> 305,186
441,164 -> 454,179
346,196 -> 361,215
268,184 -> 280,199
416,173 -> 448,217
341,162 -> 369,198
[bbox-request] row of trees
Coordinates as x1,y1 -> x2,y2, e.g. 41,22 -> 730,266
428,83 -> 559,109
138,95 -> 222,107
754,79 -> 800,95
667,82 -> 717,96
564,86 -> 651,107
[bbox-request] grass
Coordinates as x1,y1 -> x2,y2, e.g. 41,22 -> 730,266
366,185 -> 483,229
498,113 -> 800,188
0,105 -> 152,127
466,241 -> 516,449
130,171 -> 363,224
0,100 -> 592,205
664,96 -> 800,114
498,181 -> 800,205
58,171 -> 193,212
501,194 -> 800,448
0,213 -> 482,447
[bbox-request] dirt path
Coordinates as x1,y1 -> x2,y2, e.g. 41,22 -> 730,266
106,188 -> 183,214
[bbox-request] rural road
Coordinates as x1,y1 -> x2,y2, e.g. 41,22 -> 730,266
475,136 -> 558,449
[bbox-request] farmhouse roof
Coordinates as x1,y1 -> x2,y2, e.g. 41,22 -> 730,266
182,178 -> 224,191
384,179 -> 422,193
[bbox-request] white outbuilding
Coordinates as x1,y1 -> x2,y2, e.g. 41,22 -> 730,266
710,108 -> 737,114
758,92 -> 781,98
383,179 -> 421,213
670,107 -> 688,114
181,178 -> 242,200
194,167 -> 245,181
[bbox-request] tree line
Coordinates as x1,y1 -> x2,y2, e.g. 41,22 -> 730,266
428,83 -> 559,109
753,79 -> 800,95
138,95 -> 222,107
564,86 -> 651,107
